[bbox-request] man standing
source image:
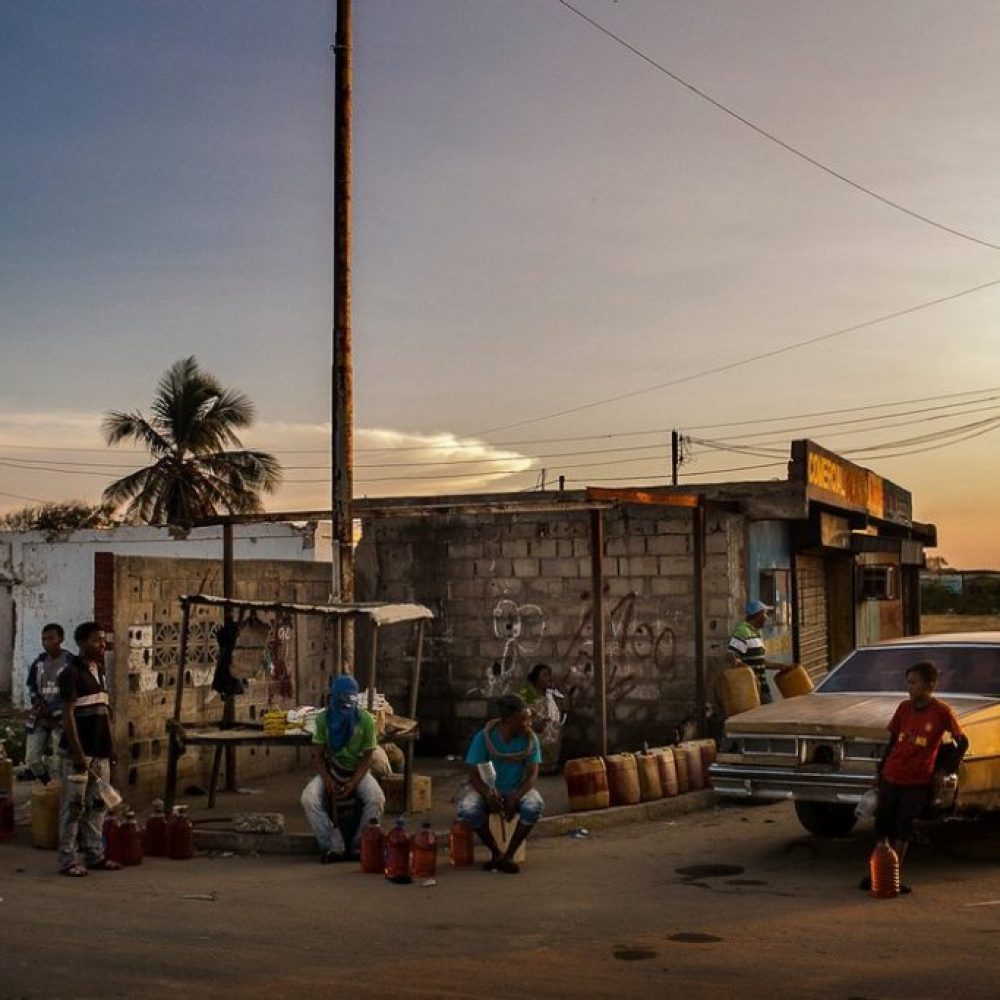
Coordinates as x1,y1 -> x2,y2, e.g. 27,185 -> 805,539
728,599 -> 774,704
457,693 -> 544,874
300,674 -> 385,863
25,623 -> 69,784
57,622 -> 120,877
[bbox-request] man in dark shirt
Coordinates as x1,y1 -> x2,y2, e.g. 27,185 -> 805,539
57,621 -> 120,876
24,622 -> 69,784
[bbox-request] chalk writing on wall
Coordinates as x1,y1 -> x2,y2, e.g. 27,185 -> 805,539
469,599 -> 547,697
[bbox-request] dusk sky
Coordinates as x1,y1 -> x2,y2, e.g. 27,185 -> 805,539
2,1 -> 999,566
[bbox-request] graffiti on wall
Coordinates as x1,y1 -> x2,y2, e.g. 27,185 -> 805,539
469,599 -> 547,697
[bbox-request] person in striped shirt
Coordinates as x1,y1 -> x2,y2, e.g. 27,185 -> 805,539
728,600 -> 774,704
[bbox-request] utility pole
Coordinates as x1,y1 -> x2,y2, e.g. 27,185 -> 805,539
332,0 -> 354,671
671,430 -> 680,486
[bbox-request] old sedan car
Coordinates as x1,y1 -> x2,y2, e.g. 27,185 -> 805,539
709,633 -> 1000,837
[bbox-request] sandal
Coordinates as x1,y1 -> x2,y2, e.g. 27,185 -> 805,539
61,863 -> 88,878
88,857 -> 123,871
497,859 -> 520,875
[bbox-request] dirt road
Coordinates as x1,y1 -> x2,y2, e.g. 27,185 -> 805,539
3,800 -> 999,999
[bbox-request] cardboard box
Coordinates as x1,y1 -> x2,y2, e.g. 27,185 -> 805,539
381,773 -> 432,815
488,812 -> 526,862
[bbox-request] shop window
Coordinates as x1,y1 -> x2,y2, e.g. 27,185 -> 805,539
759,569 -> 791,625
860,566 -> 897,601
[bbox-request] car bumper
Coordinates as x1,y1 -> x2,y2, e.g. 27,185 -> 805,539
708,762 -> 874,804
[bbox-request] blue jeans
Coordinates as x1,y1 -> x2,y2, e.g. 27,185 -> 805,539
25,724 -> 62,784
58,757 -> 109,870
300,772 -> 385,853
457,788 -> 545,829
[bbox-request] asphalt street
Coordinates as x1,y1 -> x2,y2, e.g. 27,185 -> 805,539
3,799 -> 1000,1000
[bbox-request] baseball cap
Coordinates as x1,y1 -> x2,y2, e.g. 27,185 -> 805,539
745,599 -> 772,616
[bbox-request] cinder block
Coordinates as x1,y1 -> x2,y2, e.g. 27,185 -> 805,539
526,578 -> 564,598
651,577 -> 691,597
486,578 -> 524,598
455,698 -> 489,719
529,539 -> 558,559
606,537 -> 628,557
620,556 -> 658,578
625,536 -> 648,557
475,558 -> 513,577
646,534 -> 690,556
706,531 -> 730,555
512,558 -> 540,577
540,558 -> 578,578
501,539 -> 530,558
658,555 -> 691,576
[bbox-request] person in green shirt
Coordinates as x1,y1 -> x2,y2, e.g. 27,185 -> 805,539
300,674 -> 384,862
728,600 -> 774,704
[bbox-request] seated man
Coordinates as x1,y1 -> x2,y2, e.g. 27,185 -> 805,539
457,693 -> 544,874
301,675 -> 385,863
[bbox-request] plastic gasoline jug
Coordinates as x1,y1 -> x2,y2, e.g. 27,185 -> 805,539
0,789 -> 15,839
360,818 -> 386,874
168,805 -> 194,860
144,799 -> 170,857
564,757 -> 610,812
102,812 -> 122,863
119,809 -> 144,866
384,818 -> 411,882
411,821 -> 437,880
870,840 -> 900,899
31,781 -> 61,849
448,819 -> 475,867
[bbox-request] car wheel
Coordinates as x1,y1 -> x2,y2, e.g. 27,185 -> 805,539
794,800 -> 858,838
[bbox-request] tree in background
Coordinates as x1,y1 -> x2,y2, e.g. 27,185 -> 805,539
0,500 -> 120,532
101,357 -> 281,527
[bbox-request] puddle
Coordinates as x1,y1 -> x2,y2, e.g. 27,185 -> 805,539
668,932 -> 723,944
675,864 -> 745,879
613,947 -> 658,962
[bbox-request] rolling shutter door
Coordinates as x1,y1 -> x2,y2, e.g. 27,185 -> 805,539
795,555 -> 829,682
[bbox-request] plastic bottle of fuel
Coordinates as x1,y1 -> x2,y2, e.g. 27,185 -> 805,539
118,808 -> 144,866
411,821 -> 437,880
359,818 -> 386,874
168,805 -> 194,860
869,839 -> 900,898
384,818 -> 411,882
448,819 -> 474,867
144,798 -> 170,857
102,812 -> 122,863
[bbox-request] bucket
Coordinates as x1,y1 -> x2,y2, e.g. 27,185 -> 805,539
652,747 -> 679,797
715,666 -> 761,717
635,752 -> 663,801
31,781 -> 61,849
775,664 -> 814,699
677,743 -> 705,791
604,753 -> 641,806
564,757 -> 610,812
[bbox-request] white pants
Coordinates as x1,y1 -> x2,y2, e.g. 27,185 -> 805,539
300,772 -> 384,853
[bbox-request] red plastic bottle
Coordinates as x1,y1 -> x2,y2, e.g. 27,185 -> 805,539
119,809 -> 144,866
448,819 -> 474,868
144,799 -> 170,857
384,818 -> 411,881
870,840 -> 900,898
411,821 -> 437,880
168,805 -> 194,860
0,790 -> 15,839
102,813 -> 122,863
360,818 -> 386,874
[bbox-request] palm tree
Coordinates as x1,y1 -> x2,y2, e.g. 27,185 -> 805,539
102,357 -> 281,526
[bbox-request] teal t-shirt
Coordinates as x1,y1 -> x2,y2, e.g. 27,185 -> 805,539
312,709 -> 378,770
465,726 -> 541,794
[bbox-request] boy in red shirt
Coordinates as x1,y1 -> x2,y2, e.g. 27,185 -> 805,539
860,661 -> 968,893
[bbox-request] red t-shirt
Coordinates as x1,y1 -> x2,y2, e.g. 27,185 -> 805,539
882,697 -> 964,786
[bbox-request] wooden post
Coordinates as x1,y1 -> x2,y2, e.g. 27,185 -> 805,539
164,599 -> 192,813
589,509 -> 608,756
222,522 -> 237,790
405,619 -> 426,814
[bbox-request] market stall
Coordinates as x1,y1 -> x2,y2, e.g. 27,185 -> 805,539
163,594 -> 433,812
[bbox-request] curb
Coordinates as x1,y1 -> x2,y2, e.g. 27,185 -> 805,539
192,789 -> 717,855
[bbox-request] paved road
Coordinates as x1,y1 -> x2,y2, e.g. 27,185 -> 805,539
3,800 -> 1000,999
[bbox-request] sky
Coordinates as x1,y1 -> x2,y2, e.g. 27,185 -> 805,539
1,0 -> 999,566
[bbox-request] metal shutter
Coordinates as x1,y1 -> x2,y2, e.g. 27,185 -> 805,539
795,555 -> 829,682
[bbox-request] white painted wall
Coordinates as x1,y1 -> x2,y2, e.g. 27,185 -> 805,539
0,522 -> 332,703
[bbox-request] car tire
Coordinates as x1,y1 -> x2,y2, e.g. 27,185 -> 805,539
794,800 -> 858,838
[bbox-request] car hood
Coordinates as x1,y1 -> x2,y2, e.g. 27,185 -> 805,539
725,692 -> 995,739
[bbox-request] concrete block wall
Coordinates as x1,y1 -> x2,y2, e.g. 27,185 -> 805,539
357,504 -> 744,757
109,555 -> 335,802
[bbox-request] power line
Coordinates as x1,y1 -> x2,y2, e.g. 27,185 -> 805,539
557,0 -> 1000,253
468,276 -> 1000,437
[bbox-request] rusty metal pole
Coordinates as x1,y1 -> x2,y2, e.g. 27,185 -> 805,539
693,498 -> 707,737
332,0 -> 355,672
589,508 -> 608,756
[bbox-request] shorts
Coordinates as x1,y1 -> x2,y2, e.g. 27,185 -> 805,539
874,780 -> 931,843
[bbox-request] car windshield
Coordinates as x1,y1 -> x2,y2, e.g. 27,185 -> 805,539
816,645 -> 1000,698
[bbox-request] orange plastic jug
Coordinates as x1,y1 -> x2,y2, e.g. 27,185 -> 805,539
384,818 -> 411,881
410,822 -> 437,880
564,757 -> 610,812
360,818 -> 386,874
870,840 -> 900,899
448,820 -> 475,867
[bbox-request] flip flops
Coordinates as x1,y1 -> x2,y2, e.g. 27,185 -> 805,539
60,863 -> 88,877
87,857 -> 123,871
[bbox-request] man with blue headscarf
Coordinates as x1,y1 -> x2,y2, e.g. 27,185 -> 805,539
300,674 -> 385,862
